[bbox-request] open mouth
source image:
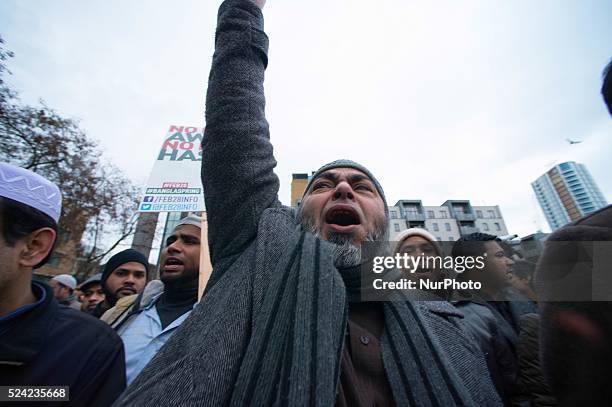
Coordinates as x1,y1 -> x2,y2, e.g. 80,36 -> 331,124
164,257 -> 184,271
325,206 -> 361,227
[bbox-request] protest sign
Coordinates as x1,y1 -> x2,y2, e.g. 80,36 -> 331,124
139,125 -> 213,296
138,125 -> 205,213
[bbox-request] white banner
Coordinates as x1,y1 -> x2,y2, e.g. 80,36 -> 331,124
138,125 -> 205,212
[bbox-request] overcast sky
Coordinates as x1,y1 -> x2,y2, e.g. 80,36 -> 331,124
2,0 -> 611,248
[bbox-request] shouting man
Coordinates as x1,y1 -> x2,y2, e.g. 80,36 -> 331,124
101,215 -> 200,385
114,1 -> 500,406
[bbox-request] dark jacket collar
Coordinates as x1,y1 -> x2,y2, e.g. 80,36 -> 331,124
0,282 -> 58,366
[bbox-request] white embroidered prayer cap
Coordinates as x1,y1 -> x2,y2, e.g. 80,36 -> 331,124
0,162 -> 62,223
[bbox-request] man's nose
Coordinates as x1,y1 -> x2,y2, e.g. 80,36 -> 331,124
124,274 -> 136,285
167,241 -> 182,255
333,181 -> 354,200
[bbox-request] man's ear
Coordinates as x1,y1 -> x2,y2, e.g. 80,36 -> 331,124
19,228 -> 56,268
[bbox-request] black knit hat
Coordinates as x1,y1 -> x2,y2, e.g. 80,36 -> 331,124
101,248 -> 149,283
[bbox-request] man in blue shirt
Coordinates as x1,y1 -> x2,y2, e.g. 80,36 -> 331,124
102,215 -> 201,385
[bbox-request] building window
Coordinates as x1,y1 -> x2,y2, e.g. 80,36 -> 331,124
487,210 -> 496,218
432,223 -> 439,231
445,223 -> 451,231
494,222 -> 501,231
427,210 -> 434,219
437,237 -> 442,241
405,207 -> 419,216
394,224 -> 400,232
482,223 -> 490,231
390,211 -> 397,219
449,236 -> 454,241
476,210 -> 483,218
439,210 -> 448,218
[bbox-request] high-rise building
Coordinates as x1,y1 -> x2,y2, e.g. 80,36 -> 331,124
532,161 -> 607,230
388,200 -> 509,241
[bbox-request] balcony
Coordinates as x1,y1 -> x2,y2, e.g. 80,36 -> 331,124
459,226 -> 480,235
403,212 -> 426,221
454,212 -> 476,221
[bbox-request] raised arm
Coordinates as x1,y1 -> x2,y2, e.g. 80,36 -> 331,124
202,0 -> 280,268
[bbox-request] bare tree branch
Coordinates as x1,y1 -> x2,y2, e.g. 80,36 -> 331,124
1,37 -> 144,279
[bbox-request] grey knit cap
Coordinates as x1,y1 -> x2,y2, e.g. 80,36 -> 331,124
302,159 -> 388,214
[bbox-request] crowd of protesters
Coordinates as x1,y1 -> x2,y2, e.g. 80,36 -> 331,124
1,0 -> 611,406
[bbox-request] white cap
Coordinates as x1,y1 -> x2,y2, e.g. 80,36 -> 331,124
0,162 -> 62,223
174,214 -> 202,231
51,274 -> 77,290
394,227 -> 441,255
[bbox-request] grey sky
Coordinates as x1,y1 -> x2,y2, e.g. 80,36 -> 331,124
1,0 -> 611,245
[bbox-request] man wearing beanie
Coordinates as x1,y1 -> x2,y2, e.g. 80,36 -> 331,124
101,215 -> 201,385
114,1 -> 500,406
92,248 -> 148,318
0,162 -> 126,405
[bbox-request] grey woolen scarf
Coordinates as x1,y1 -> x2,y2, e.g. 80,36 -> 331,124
230,160 -> 475,406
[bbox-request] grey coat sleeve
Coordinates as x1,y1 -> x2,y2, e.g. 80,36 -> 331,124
202,0 -> 281,269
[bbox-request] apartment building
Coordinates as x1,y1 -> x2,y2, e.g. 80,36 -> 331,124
388,200 -> 509,241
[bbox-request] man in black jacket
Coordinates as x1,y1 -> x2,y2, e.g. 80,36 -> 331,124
452,232 -> 536,405
0,162 -> 126,406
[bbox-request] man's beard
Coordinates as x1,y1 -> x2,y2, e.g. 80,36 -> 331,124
102,283 -> 118,306
330,232 -> 372,268
298,211 -> 388,268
